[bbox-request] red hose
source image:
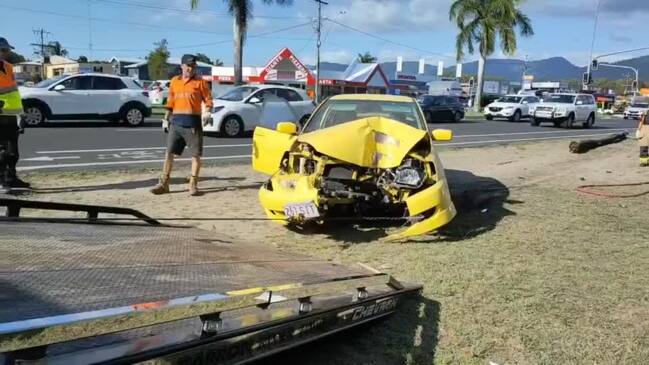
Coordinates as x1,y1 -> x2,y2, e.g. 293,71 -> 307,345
576,181 -> 649,198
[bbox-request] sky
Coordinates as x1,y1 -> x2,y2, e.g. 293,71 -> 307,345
2,0 -> 649,68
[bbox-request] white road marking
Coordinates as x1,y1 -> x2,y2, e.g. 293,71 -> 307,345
17,155 -> 252,171
454,128 -> 633,138
438,132 -> 632,146
37,144 -> 252,154
22,156 -> 81,162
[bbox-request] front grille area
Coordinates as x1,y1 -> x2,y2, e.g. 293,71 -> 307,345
489,107 -> 502,112
536,106 -> 554,112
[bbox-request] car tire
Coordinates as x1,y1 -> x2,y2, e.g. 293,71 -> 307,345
553,121 -> 562,128
453,111 -> 463,123
583,113 -> 595,128
23,103 -> 47,126
509,110 -> 521,122
531,118 -> 540,126
623,116 -> 628,119
221,115 -> 244,137
563,113 -> 575,129
122,105 -> 145,127
485,114 -> 493,121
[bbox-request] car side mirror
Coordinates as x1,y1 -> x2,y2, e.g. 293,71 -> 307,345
276,121 -> 298,135
432,129 -> 453,141
522,101 -> 528,104
576,101 -> 583,105
53,84 -> 66,91
248,96 -> 262,104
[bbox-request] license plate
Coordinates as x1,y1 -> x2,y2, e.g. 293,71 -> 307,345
284,202 -> 320,219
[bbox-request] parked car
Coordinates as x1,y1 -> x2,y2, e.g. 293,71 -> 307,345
484,94 -> 540,122
532,93 -> 596,128
623,102 -> 649,120
206,85 -> 315,137
20,73 -> 152,126
417,95 -> 464,123
252,94 -> 456,240
148,80 -> 171,105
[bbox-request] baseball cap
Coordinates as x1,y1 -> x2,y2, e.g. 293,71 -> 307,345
181,54 -> 197,66
0,37 -> 14,50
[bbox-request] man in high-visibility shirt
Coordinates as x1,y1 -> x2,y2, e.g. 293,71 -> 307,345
0,37 -> 29,192
150,54 -> 212,196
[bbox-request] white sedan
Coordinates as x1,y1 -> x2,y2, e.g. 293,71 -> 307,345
205,85 -> 315,137
484,95 -> 540,122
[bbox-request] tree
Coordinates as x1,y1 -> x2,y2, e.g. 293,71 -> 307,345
6,51 -> 26,64
77,55 -> 89,63
213,58 -> 224,66
45,41 -> 68,57
450,0 -> 533,111
148,39 -> 170,80
357,52 -> 377,63
190,0 -> 293,85
195,53 -> 212,65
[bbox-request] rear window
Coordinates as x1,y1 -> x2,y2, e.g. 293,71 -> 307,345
93,77 -> 126,90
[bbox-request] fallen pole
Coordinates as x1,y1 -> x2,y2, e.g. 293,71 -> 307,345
569,132 -> 627,154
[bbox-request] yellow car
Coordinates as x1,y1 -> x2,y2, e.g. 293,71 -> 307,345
252,94 -> 456,240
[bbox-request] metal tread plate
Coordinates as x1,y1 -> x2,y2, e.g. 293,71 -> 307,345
0,221 -> 366,323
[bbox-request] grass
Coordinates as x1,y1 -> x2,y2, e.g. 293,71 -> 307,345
263,186 -> 649,364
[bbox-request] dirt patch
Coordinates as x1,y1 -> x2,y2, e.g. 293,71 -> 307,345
11,138 -> 649,364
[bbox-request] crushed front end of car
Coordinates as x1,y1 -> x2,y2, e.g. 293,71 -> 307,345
255,116 -> 456,240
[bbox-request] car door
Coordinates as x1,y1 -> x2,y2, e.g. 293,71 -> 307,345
277,88 -> 313,118
88,76 -> 127,115
252,126 -> 297,175
575,96 -> 588,121
445,96 -> 462,119
49,75 -> 93,115
241,88 -> 278,129
428,96 -> 447,122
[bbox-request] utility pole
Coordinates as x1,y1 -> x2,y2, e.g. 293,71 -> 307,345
314,0 -> 328,104
31,28 -> 50,79
584,0 -> 602,91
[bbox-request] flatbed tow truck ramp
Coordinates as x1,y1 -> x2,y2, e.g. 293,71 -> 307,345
0,199 -> 421,365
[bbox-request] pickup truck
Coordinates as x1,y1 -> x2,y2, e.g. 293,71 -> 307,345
0,199 -> 420,365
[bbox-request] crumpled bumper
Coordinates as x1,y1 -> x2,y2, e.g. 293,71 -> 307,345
259,172 -> 456,239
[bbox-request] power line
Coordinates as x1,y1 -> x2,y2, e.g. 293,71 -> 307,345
92,0 -> 310,20
325,18 -> 455,60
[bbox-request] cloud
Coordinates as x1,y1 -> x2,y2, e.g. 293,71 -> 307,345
523,0 -> 649,18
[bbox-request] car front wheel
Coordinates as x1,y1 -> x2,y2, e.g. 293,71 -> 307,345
531,118 -> 540,126
122,106 -> 145,126
23,104 -> 46,126
453,111 -> 463,122
583,113 -> 595,128
510,110 -> 521,122
221,116 -> 244,137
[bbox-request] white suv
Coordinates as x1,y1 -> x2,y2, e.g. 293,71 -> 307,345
484,94 -> 540,122
206,85 -> 315,137
20,73 -> 152,127
532,93 -> 596,128
623,101 -> 649,120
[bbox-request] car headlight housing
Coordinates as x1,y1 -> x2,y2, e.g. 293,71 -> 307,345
556,107 -> 567,114
394,166 -> 425,188
211,106 -> 225,113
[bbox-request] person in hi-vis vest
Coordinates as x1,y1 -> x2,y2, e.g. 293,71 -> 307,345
0,37 -> 30,191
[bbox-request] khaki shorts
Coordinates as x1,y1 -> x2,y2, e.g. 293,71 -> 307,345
167,124 -> 203,157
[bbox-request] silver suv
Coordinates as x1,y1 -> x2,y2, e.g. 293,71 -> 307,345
532,93 -> 597,128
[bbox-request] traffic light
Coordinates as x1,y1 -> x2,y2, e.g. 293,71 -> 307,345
591,59 -> 598,71
582,72 -> 592,85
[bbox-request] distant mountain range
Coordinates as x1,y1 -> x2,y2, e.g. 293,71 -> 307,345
318,55 -> 649,83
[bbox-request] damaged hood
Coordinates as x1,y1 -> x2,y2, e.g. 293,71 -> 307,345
298,116 -> 428,169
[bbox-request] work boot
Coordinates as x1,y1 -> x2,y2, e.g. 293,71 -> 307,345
5,170 -> 30,189
150,175 -> 170,195
189,175 -> 200,196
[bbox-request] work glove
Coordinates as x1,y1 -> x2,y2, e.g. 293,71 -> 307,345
636,129 -> 642,139
201,111 -> 212,127
162,118 -> 170,133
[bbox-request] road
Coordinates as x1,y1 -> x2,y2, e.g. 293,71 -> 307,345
17,117 -> 638,172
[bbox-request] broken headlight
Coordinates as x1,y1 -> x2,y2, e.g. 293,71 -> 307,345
394,167 -> 424,188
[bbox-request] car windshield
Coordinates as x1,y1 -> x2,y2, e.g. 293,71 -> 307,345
631,103 -> 649,108
498,96 -> 522,103
217,86 -> 259,101
302,99 -> 425,133
33,75 -> 67,88
547,94 -> 575,103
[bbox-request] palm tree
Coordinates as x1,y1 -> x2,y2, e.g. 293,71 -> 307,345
449,0 -> 533,112
357,52 -> 377,63
190,0 -> 292,85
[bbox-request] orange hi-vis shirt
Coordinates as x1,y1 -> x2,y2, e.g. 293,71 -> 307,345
165,75 -> 213,127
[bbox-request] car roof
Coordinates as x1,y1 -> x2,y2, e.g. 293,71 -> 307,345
63,73 -> 123,79
330,94 -> 415,103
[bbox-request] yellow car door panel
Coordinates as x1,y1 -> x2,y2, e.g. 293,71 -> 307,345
252,127 -> 296,175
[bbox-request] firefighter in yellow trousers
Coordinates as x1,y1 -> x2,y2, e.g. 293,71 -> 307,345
0,37 -> 29,192
638,112 -> 649,167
